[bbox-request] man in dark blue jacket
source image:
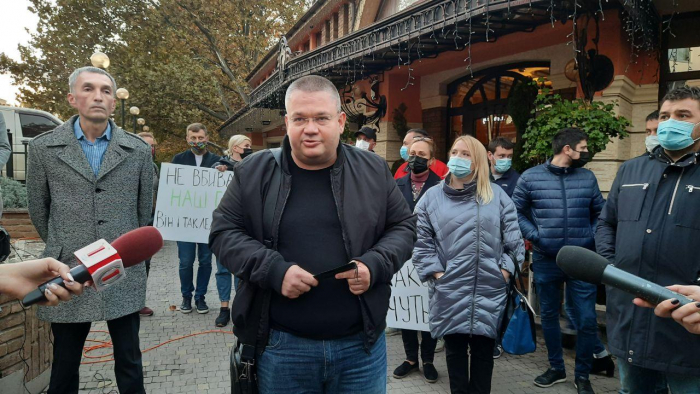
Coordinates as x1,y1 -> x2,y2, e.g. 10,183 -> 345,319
488,137 -> 519,197
596,86 -> 700,393
171,123 -> 220,315
512,128 -> 605,394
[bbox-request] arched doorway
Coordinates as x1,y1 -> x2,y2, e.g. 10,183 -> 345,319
447,62 -> 550,149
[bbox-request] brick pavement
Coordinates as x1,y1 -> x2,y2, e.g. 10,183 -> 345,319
52,241 -> 620,393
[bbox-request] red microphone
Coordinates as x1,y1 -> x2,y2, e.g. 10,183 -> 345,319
22,226 -> 163,306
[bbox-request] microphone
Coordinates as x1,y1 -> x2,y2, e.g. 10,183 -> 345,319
22,226 -> 164,306
556,246 -> 694,308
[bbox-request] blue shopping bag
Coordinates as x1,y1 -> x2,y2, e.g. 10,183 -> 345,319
501,291 -> 537,355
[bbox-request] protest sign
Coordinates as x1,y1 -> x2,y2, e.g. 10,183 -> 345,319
154,163 -> 233,243
387,260 -> 430,331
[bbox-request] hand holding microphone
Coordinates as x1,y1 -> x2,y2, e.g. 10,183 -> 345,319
22,226 -> 164,306
634,285 -> 700,335
0,258 -> 87,306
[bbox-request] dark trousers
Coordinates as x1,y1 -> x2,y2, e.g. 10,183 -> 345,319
48,312 -> 145,394
401,329 -> 437,363
444,334 -> 495,394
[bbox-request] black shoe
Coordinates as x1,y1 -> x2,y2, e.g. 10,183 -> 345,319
195,297 -> 209,314
215,307 -> 230,327
423,362 -> 438,383
574,377 -> 595,394
392,361 -> 419,379
493,344 -> 503,359
534,368 -> 567,387
180,297 -> 192,314
591,355 -> 615,377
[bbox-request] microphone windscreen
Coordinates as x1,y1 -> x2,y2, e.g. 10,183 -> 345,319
555,246 -> 608,285
111,226 -> 164,267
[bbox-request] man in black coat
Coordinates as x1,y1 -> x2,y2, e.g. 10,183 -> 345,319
171,123 -> 220,315
209,75 -> 416,394
596,86 -> 700,393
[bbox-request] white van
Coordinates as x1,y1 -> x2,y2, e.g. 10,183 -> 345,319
0,106 -> 63,181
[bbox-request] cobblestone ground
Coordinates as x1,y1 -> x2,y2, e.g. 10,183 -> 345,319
19,241 -> 619,393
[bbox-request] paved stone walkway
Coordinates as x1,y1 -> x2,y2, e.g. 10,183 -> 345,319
29,241 -> 619,393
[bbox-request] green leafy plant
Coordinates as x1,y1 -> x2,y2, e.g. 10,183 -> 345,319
1,177 -> 28,209
522,88 -> 631,166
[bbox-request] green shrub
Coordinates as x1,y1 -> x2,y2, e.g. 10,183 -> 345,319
1,177 -> 28,209
522,88 -> 631,166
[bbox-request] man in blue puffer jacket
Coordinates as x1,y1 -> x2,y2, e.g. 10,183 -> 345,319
512,128 -> 605,394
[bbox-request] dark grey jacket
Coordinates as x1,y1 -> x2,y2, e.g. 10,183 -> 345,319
27,115 -> 154,323
596,147 -> 700,375
413,180 -> 525,339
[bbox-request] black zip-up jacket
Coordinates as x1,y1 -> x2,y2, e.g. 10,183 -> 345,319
209,136 -> 417,353
596,146 -> 700,375
172,149 -> 221,168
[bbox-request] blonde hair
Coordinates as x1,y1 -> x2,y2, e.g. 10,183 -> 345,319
226,134 -> 252,155
450,135 -> 493,204
409,138 -> 434,159
138,132 -> 156,144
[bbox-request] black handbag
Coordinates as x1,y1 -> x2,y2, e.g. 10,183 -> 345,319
0,226 -> 11,262
230,148 -> 282,394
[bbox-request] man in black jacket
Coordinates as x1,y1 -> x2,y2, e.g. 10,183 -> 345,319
172,123 -> 220,315
596,86 -> 700,393
487,137 -> 519,198
210,75 -> 416,393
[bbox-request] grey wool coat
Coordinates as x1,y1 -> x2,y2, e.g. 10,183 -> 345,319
412,180 -> 525,339
27,115 -> 154,323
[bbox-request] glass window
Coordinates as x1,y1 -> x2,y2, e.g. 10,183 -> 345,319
669,46 -> 700,73
19,113 -> 59,138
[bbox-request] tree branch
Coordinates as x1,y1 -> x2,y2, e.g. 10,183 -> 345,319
179,99 -> 228,121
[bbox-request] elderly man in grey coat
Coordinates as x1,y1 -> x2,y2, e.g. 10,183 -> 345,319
27,66 -> 153,394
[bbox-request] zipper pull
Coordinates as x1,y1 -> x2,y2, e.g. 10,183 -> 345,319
643,183 -> 649,190
688,185 -> 694,193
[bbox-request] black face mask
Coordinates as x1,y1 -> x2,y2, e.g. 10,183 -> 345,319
240,148 -> 253,159
570,151 -> 591,168
408,155 -> 429,174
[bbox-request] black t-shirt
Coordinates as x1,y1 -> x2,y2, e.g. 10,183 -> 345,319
269,156 -> 362,339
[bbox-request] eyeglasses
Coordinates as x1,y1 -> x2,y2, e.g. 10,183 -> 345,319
290,115 -> 336,127
412,136 -> 433,142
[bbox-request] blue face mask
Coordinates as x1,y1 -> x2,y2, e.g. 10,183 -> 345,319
447,157 -> 472,178
400,145 -> 409,161
494,158 -> 512,173
657,118 -> 700,151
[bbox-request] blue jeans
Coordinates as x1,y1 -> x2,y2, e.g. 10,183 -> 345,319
618,358 -> 700,394
564,291 -> 607,357
177,242 -> 212,300
215,260 -> 232,303
533,253 -> 597,379
258,329 -> 386,394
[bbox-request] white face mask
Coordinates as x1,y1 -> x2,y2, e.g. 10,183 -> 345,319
355,139 -> 370,151
645,135 -> 660,153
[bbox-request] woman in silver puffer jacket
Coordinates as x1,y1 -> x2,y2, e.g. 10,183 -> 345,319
413,135 -> 525,394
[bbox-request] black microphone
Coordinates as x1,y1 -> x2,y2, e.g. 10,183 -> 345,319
556,246 -> 693,307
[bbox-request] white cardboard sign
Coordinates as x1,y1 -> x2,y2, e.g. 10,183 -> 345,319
387,260 -> 431,331
154,163 -> 233,243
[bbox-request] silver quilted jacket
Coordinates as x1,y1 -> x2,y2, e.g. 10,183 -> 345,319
412,180 -> 525,339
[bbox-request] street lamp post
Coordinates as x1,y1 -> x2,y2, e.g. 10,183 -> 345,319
129,106 -> 140,133
136,117 -> 145,133
116,88 -> 129,128
142,126 -> 150,132
90,52 -> 110,68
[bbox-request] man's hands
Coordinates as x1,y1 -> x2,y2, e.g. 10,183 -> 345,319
281,261 -> 371,298
335,261 -> 371,295
281,265 -> 318,299
0,258 -> 87,306
633,285 -> 700,335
